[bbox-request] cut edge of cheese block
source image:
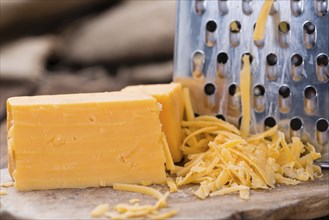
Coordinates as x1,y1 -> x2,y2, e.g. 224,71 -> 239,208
7,91 -> 168,191
122,83 -> 184,163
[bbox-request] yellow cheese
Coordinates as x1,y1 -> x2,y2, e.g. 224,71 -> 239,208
90,204 -> 110,218
166,177 -> 178,193
178,89 -> 322,200
113,183 -> 164,200
122,83 -> 184,163
0,182 -> 14,187
0,190 -> 7,196
97,186 -> 176,220
240,55 -> 251,138
7,92 -> 167,191
253,0 -> 274,41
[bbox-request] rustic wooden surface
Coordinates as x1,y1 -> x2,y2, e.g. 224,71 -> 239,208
0,168 -> 328,220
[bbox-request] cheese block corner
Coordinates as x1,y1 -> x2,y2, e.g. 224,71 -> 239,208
122,83 -> 184,162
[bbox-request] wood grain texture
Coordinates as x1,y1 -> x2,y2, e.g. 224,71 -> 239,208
0,169 -> 328,220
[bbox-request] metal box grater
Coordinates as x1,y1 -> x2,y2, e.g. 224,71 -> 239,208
173,0 -> 329,167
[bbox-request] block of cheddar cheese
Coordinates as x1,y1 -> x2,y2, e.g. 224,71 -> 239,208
122,83 -> 184,162
7,92 -> 167,191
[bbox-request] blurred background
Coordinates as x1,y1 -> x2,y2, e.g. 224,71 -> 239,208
0,0 -> 176,168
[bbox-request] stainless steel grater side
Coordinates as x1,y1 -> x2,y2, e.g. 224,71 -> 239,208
173,0 -> 329,167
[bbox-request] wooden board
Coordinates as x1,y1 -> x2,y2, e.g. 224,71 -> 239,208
0,169 -> 328,220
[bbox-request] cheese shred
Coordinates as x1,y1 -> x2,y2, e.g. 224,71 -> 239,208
240,54 -> 251,138
253,0 -> 274,41
90,204 -> 110,218
0,182 -> 14,187
166,177 -> 178,193
113,183 -> 163,200
161,133 -> 176,172
92,185 -> 176,219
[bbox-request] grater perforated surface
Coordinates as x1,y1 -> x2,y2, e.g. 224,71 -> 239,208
173,0 -> 329,166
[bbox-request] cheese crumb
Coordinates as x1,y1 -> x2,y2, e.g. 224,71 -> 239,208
0,182 -> 14,187
90,203 -> 110,218
166,177 -> 178,193
0,190 -> 7,196
129,198 -> 140,204
93,187 -> 177,219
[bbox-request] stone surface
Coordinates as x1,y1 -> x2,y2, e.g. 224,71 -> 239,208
0,168 -> 328,220
54,1 -> 175,65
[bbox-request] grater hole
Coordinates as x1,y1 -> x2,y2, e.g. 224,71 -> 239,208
195,0 -> 206,16
303,21 -> 316,49
278,21 -> 290,34
317,53 -> 328,66
238,116 -> 242,128
316,118 -> 329,132
314,0 -> 328,16
266,54 -> 277,80
279,86 -> 290,98
229,21 -> 241,47
266,53 -> 278,66
304,86 -> 317,99
216,114 -> 226,121
228,84 -> 238,96
254,84 -> 265,112
290,117 -> 303,131
304,86 -> 317,114
218,0 -> 229,15
242,0 -> 253,15
291,0 -> 304,16
204,83 -> 216,96
192,50 -> 205,78
217,52 -> 228,78
241,53 -> 253,64
254,85 -> 265,97
291,54 -> 303,66
264,117 -> 276,128
291,54 -> 304,81
303,21 -> 316,34
217,52 -> 228,64
270,0 -> 279,15
230,21 -> 241,33
206,20 -> 217,32
316,53 -> 329,82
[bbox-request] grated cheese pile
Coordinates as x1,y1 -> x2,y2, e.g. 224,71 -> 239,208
90,184 -> 177,220
174,88 -> 322,200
